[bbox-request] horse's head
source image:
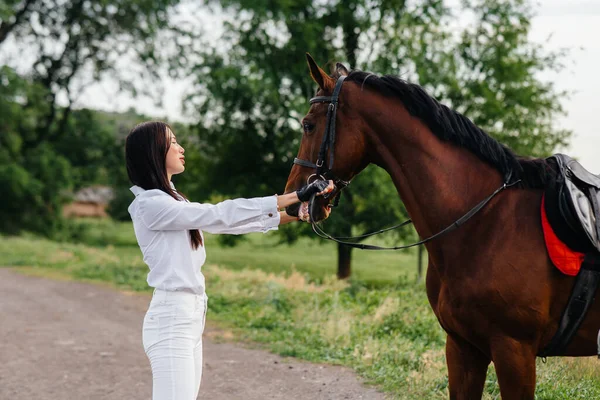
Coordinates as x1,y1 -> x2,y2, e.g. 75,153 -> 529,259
285,54 -> 370,222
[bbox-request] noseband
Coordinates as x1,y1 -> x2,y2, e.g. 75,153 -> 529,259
293,75 -> 350,207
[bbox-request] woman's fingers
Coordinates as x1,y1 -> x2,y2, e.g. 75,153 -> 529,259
317,180 -> 335,196
297,201 -> 332,222
298,202 -> 310,222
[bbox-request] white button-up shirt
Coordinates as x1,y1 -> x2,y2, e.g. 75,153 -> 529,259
128,182 -> 280,294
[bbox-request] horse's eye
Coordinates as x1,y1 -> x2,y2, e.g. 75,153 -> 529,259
303,122 -> 315,133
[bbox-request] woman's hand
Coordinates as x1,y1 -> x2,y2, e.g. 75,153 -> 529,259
296,180 -> 335,202
276,180 -> 335,216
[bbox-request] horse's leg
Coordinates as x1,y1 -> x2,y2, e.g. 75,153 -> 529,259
491,337 -> 536,400
446,334 -> 490,400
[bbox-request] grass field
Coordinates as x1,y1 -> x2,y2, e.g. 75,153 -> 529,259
2,218 -> 599,399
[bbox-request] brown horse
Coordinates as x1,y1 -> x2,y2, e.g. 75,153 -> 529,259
284,54 -> 600,399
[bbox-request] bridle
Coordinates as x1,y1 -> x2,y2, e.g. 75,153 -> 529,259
293,75 -> 350,207
294,75 -> 520,250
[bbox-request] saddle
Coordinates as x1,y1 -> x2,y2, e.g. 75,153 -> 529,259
539,154 -> 600,358
544,154 -> 600,253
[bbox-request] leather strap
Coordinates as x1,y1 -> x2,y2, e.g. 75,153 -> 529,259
308,180 -> 521,250
538,252 -> 600,357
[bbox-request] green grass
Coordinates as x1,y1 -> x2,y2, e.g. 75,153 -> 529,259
1,219 -> 599,399
47,218 -> 424,286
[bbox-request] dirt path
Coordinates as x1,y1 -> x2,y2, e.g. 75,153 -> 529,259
0,268 -> 386,400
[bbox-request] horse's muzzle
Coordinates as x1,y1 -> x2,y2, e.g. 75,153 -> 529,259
308,194 -> 333,223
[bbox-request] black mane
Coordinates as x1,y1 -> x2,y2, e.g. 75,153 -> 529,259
345,70 -> 555,189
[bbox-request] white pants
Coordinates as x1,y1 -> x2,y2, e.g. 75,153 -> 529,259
143,289 -> 208,400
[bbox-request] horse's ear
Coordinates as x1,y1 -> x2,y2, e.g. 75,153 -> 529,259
336,62 -> 349,76
306,53 -> 334,92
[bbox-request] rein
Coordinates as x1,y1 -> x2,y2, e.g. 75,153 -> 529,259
297,74 -> 521,250
309,180 -> 521,250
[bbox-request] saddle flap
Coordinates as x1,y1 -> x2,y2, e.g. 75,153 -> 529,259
564,179 -> 598,249
546,153 -> 600,254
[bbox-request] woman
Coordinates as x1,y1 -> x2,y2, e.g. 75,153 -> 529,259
125,121 -> 332,400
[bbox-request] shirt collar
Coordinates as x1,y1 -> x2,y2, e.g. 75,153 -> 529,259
130,182 -> 176,196
130,185 -> 144,196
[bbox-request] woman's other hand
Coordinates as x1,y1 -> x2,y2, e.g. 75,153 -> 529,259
296,180 -> 335,202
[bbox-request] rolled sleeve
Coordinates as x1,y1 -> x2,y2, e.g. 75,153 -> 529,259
259,195 -> 280,233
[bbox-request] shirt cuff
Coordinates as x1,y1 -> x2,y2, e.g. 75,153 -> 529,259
260,195 -> 280,232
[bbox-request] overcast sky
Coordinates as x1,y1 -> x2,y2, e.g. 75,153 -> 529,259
4,0 -> 599,172
530,0 -> 600,172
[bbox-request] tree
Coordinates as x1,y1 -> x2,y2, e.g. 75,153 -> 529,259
405,0 -> 570,156
0,0 -> 200,235
0,66 -> 72,234
0,0 -> 35,44
1,0 -> 201,143
185,0 -> 570,279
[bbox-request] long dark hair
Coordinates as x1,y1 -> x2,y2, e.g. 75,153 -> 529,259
126,121 -> 203,248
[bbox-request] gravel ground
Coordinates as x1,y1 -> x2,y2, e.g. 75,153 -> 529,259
0,268 -> 386,400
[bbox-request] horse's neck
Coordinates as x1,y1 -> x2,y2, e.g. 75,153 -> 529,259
358,95 -> 503,238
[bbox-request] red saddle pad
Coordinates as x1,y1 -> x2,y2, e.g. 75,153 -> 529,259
541,194 -> 585,276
